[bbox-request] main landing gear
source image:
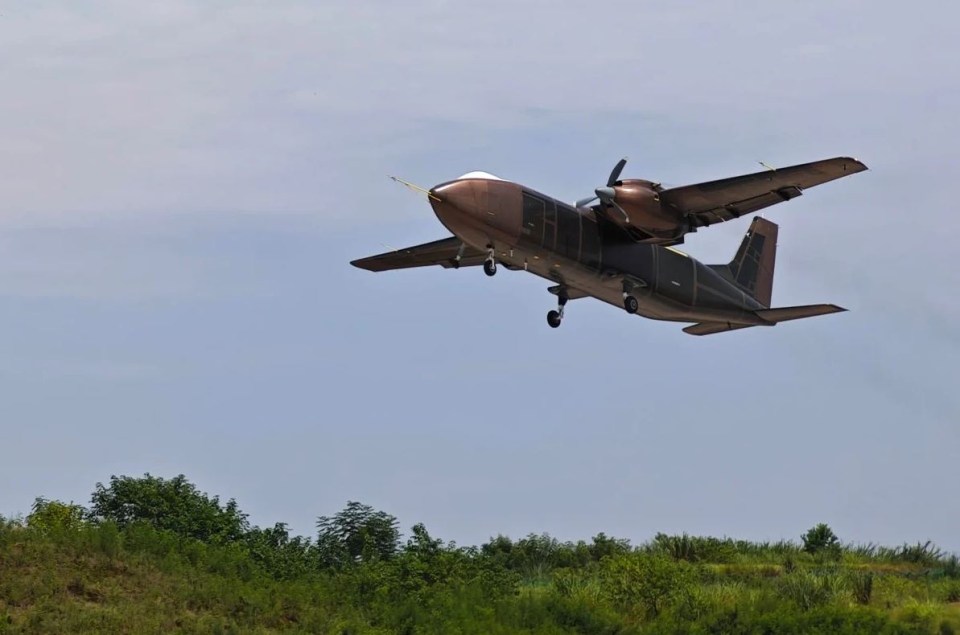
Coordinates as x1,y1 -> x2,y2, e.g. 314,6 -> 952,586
483,247 -> 497,277
547,293 -> 567,328
622,278 -> 643,315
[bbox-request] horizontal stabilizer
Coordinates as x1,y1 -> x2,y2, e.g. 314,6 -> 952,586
683,322 -> 758,336
754,304 -> 846,323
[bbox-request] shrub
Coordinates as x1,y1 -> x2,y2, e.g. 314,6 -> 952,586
894,541 -> 944,565
601,553 -> 696,619
850,570 -> 874,605
778,570 -> 848,610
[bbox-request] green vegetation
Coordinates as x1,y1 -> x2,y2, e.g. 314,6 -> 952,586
1,474 -> 958,634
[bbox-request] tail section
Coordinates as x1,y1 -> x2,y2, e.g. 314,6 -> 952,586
727,217 -> 778,307
684,304 -> 847,336
686,218 -> 847,336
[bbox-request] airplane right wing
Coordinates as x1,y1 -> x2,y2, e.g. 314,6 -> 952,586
351,237 -> 486,272
660,157 -> 868,228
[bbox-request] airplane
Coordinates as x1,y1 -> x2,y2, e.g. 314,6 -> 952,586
351,157 -> 867,335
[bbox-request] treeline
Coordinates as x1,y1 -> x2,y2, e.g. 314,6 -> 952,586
1,473 -> 959,634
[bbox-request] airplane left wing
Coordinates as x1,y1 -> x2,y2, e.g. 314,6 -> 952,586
660,157 -> 868,228
351,237 -> 486,272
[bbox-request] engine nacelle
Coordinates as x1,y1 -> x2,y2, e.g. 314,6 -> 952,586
611,179 -> 679,232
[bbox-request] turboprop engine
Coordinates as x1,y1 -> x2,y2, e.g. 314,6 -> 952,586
576,158 -> 687,242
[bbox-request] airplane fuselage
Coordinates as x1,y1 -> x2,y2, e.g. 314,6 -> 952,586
430,174 -> 769,326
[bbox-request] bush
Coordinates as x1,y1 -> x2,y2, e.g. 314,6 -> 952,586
601,553 -> 696,619
894,541 -> 944,566
778,570 -> 848,610
652,533 -> 740,564
850,570 -> 874,605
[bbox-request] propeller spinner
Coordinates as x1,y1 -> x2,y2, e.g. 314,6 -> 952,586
576,157 -> 632,222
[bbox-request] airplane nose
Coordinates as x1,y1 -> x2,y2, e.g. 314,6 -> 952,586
428,179 -> 490,244
431,180 -> 482,214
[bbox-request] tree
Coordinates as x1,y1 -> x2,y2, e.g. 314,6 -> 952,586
590,532 -> 632,561
405,522 -> 443,557
801,523 -> 840,555
244,522 -> 316,580
27,498 -> 88,532
90,474 -> 248,543
316,501 -> 399,567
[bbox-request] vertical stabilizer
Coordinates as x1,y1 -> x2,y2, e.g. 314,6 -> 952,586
728,217 -> 778,307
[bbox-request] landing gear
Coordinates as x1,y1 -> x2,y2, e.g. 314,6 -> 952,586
623,294 -> 639,314
483,246 -> 497,277
547,292 -> 567,328
450,242 -> 466,269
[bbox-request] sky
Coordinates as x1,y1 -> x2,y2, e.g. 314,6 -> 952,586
1,1 -> 958,551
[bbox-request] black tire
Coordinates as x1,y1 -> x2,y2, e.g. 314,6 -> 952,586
483,259 -> 497,277
624,295 -> 639,314
547,310 -> 562,328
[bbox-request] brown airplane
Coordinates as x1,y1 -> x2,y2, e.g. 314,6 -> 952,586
352,157 -> 867,335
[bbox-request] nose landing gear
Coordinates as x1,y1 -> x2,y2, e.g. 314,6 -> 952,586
623,294 -> 639,314
547,292 -> 567,328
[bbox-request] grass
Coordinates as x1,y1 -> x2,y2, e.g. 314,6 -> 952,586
2,503 -> 959,634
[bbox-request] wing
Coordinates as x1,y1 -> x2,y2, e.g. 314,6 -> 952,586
351,237 -> 485,272
660,157 -> 868,228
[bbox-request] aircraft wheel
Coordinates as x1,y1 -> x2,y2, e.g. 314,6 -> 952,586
547,310 -> 562,328
483,259 -> 497,277
624,295 -> 639,314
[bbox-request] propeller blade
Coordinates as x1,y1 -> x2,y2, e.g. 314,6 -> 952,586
607,157 -> 628,186
575,195 -> 598,208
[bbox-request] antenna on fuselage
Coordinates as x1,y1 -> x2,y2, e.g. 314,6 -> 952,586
388,175 -> 441,202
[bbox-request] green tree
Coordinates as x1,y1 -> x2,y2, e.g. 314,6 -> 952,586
26,498 -> 88,533
90,474 -> 248,543
316,501 -> 399,567
244,522 -> 316,580
589,532 -> 631,561
801,523 -> 840,555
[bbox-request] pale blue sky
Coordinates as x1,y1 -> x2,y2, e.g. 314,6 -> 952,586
1,1 -> 958,551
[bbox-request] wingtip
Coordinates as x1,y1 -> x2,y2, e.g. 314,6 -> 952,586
837,156 -> 869,171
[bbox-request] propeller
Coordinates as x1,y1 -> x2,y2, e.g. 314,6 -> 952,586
575,157 -> 628,208
575,157 -> 632,222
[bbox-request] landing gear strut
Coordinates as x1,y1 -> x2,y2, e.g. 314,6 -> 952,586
547,293 -> 567,328
483,247 -> 497,277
